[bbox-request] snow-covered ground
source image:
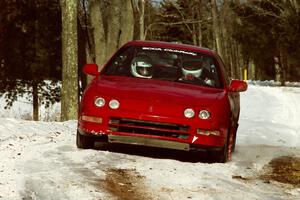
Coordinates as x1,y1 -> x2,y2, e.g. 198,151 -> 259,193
0,84 -> 300,200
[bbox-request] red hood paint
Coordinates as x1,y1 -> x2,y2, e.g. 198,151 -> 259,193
94,75 -> 225,118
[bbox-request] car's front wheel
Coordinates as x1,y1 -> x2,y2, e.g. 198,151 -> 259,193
232,124 -> 238,152
209,128 -> 234,163
76,131 -> 95,149
209,143 -> 228,163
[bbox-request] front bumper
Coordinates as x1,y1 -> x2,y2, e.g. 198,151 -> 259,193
78,113 -> 227,151
78,99 -> 229,150
78,129 -> 224,151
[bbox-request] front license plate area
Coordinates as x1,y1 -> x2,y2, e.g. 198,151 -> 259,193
108,134 -> 190,151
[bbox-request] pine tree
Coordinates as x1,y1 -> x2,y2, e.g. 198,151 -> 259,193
0,0 -> 61,121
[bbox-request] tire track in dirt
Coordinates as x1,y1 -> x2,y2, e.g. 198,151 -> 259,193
102,168 -> 155,200
260,156 -> 300,187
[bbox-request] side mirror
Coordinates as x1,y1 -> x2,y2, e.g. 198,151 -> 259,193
83,64 -> 100,76
228,80 -> 247,92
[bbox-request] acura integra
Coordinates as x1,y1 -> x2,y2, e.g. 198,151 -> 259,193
77,41 -> 247,163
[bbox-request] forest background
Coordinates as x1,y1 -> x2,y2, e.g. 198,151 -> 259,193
0,0 -> 299,121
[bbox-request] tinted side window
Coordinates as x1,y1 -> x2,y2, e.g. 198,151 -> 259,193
103,46 -> 135,76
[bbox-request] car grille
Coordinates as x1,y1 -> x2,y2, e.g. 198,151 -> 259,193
108,117 -> 190,140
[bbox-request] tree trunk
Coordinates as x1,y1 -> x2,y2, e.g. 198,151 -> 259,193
249,60 -> 256,80
229,45 -> 235,79
119,0 -> 134,46
280,50 -> 287,86
191,6 -> 197,46
106,0 -> 122,58
292,0 -> 299,12
274,56 -> 281,83
60,0 -> 78,121
236,44 -> 243,80
196,7 -> 202,47
139,0 -> 145,40
85,44 -> 94,84
211,0 -> 223,57
32,81 -> 39,121
88,0 -> 134,74
89,0 -> 106,71
231,41 -> 240,79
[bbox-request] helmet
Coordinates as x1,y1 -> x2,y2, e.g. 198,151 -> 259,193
131,55 -> 153,78
181,62 -> 203,80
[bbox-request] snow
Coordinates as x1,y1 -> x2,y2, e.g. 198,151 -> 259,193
0,95 -> 60,121
1,83 -> 300,199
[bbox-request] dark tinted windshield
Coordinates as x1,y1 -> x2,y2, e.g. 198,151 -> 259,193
103,46 -> 222,88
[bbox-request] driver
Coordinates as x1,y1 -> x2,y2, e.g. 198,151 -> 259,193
180,61 -> 215,86
131,55 -> 153,79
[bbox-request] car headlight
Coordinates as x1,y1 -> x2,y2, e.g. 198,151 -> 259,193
94,97 -> 105,107
184,108 -> 195,118
109,99 -> 120,109
199,110 -> 210,119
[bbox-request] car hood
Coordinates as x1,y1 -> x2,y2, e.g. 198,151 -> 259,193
95,76 -> 225,117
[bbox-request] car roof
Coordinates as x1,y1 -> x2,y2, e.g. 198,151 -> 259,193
123,40 -> 215,56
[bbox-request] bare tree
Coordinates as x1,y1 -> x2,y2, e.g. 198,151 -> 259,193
150,0 -> 206,46
172,2 -> 197,45
88,0 -> 134,71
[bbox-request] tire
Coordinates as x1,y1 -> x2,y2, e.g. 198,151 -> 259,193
209,127 -> 234,163
232,125 -> 238,152
76,131 -> 94,149
233,113 -> 240,152
209,142 -> 228,163
227,127 -> 235,161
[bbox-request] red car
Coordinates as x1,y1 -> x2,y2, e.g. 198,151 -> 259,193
77,41 -> 247,163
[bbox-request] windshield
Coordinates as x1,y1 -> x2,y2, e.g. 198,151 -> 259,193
103,46 -> 222,88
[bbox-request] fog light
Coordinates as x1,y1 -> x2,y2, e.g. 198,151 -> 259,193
184,108 -> 195,118
199,110 -> 210,119
81,115 -> 103,123
94,97 -> 105,107
196,129 -> 220,136
109,99 -> 120,109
